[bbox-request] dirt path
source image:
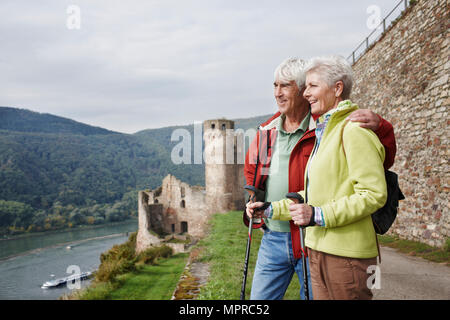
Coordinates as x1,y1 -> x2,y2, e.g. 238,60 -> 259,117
372,246 -> 450,300
171,248 -> 210,300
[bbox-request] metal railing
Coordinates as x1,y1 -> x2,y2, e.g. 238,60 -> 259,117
347,0 -> 413,65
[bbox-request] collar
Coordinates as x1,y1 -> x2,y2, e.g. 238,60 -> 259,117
278,111 -> 311,134
316,100 -> 353,124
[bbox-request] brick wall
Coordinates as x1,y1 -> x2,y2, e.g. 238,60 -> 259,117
350,0 -> 449,247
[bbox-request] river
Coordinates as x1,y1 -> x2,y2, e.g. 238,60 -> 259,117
0,219 -> 138,300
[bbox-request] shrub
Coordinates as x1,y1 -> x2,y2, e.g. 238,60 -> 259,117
94,258 -> 135,283
96,233 -> 137,283
94,232 -> 173,283
136,245 -> 173,265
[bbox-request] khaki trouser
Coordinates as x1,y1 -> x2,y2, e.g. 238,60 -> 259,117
308,248 -> 377,300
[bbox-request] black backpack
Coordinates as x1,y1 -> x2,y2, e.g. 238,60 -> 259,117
371,170 -> 405,234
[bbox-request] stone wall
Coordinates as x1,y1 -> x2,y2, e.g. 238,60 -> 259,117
140,174 -> 209,239
136,191 -> 161,254
350,0 -> 449,247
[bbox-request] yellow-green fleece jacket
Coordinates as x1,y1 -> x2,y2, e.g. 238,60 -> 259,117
270,100 -> 387,259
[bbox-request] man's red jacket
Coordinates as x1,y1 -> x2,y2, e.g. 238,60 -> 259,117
243,111 -> 397,259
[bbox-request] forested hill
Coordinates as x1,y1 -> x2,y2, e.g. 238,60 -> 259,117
0,106 -> 117,135
0,106 -> 273,236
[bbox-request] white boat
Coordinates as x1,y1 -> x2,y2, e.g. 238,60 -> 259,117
41,271 -> 92,289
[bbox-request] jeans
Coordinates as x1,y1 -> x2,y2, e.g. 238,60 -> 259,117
250,227 -> 313,300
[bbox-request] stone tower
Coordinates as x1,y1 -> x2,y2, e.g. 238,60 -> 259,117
203,119 -> 245,213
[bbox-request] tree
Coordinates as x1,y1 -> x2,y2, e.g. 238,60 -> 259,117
0,200 -> 33,228
69,208 -> 85,225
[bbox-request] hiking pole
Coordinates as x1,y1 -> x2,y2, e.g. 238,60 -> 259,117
286,192 -> 310,300
240,190 -> 255,300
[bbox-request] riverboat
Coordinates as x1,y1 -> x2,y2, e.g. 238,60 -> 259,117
41,271 -> 92,289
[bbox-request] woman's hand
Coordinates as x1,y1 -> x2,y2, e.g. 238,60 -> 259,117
289,203 -> 313,226
246,201 -> 266,219
347,109 -> 381,131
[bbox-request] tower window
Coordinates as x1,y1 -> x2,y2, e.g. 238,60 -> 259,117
180,200 -> 185,208
211,123 -> 215,129
222,123 -> 226,130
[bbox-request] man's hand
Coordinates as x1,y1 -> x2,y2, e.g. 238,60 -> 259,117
246,201 -> 266,219
347,109 -> 381,131
290,203 -> 314,226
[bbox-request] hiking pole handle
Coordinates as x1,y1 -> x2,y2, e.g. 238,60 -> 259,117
286,192 -> 304,204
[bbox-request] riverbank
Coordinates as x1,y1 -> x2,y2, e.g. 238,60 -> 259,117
65,232 -> 189,300
0,218 -> 138,242
0,219 -> 138,261
0,232 -> 130,262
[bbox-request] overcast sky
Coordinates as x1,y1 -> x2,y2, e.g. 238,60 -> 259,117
0,0 -> 400,133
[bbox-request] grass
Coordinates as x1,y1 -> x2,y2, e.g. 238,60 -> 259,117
69,253 -> 188,300
195,211 -> 301,300
378,234 -> 450,266
108,253 -> 189,299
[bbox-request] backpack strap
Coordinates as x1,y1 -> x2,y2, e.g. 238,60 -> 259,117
375,234 -> 381,264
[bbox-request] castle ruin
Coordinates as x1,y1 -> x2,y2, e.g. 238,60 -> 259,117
136,119 -> 245,253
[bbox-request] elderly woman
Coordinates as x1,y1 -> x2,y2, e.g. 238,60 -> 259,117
247,55 -> 387,300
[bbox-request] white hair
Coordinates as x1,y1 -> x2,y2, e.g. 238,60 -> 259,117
274,57 -> 307,89
304,55 -> 354,99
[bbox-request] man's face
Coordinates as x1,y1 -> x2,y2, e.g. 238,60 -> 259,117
273,79 -> 305,114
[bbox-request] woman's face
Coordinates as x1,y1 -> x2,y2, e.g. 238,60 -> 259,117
303,71 -> 341,116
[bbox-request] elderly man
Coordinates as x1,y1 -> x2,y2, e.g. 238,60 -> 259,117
243,57 -> 396,300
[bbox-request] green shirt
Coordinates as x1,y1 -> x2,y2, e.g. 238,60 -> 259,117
264,112 -> 311,232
